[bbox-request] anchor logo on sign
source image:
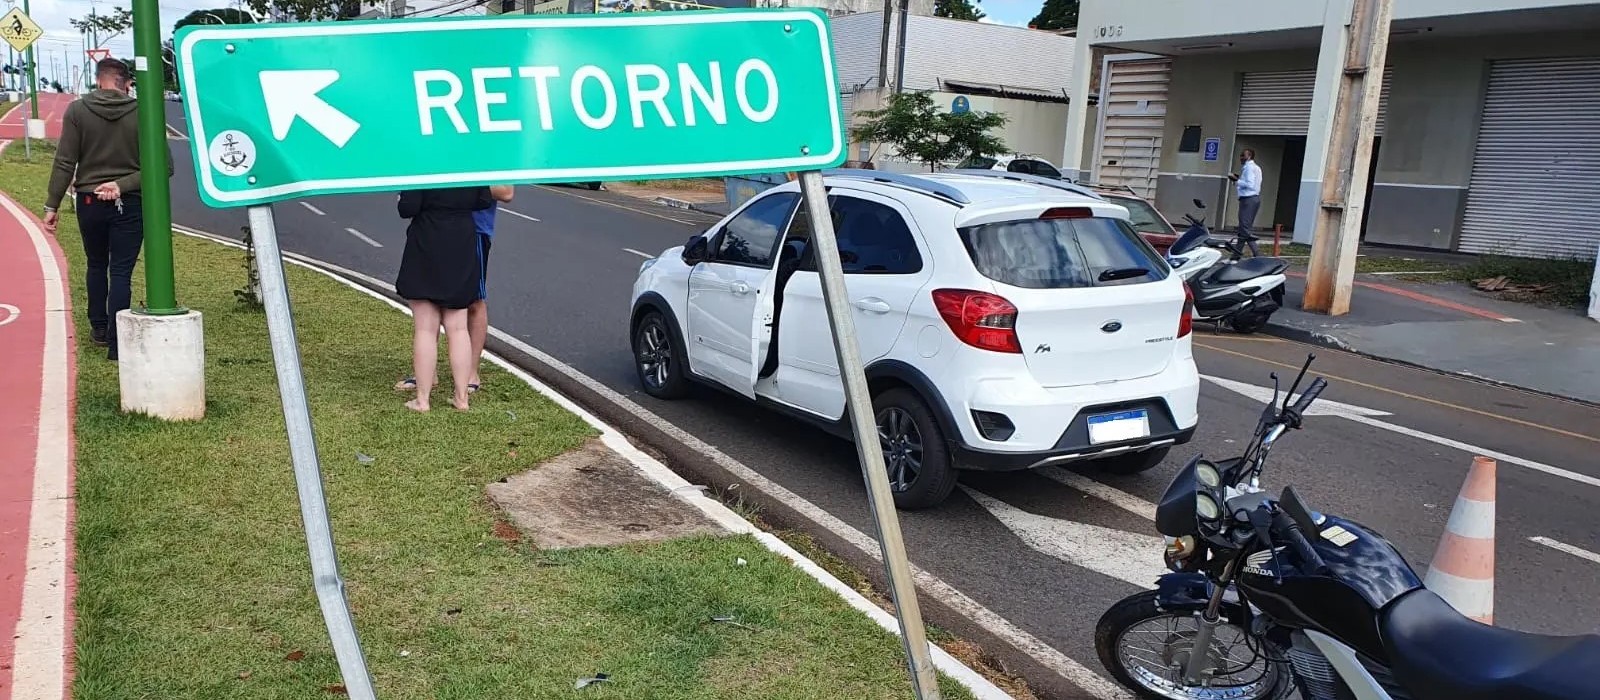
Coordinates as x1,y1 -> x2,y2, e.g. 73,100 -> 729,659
218,133 -> 249,172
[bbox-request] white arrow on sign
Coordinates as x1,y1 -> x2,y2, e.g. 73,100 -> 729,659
963,486 -> 1168,590
259,70 -> 360,148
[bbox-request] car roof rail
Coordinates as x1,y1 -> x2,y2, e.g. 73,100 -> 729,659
821,169 -> 972,205
1075,180 -> 1141,197
943,169 -> 1106,200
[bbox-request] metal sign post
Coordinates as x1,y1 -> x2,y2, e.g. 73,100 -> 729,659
797,171 -> 940,699
247,204 -> 377,700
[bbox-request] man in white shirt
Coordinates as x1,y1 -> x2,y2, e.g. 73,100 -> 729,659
1229,148 -> 1264,256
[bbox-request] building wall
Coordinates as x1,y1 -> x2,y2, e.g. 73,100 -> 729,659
1077,0 -> 1597,45
1148,29 -> 1600,248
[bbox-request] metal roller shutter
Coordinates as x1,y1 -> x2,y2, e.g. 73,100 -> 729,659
1096,58 -> 1171,199
1236,68 -> 1391,135
1459,57 -> 1600,259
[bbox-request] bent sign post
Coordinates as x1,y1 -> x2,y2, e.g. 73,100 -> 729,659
179,10 -> 943,700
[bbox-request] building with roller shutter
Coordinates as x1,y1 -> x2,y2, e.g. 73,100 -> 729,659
1061,0 -> 1600,259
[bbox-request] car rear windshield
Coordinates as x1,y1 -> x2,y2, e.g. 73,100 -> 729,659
1107,196 -> 1173,235
957,216 -> 1169,289
959,156 -> 998,170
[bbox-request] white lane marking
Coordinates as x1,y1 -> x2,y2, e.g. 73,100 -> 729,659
0,302 -> 19,327
1530,537 -> 1600,566
0,192 -> 72,700
1207,374 -> 1599,489
343,227 -> 383,248
623,248 -> 653,258
300,202 -> 327,216
169,225 -> 1014,700
500,208 -> 540,223
1202,374 -> 1392,417
1339,413 -> 1600,490
964,487 -> 1166,590
1038,467 -> 1157,521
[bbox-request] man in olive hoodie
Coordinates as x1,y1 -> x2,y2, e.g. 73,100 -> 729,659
42,58 -> 174,361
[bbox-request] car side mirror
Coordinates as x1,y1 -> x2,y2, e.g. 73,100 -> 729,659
682,235 -> 709,265
1193,198 -> 1207,210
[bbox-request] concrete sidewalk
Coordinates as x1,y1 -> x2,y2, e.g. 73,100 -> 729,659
1267,271 -> 1600,405
0,187 -> 76,700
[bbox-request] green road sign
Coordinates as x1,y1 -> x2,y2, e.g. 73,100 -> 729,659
176,10 -> 845,208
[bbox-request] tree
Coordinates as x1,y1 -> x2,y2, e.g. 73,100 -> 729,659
174,8 -> 259,30
934,0 -> 984,21
1029,0 -> 1078,31
239,0 -> 371,21
851,91 -> 1008,171
70,7 -> 135,47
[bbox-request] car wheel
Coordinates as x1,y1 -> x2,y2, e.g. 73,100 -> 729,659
873,388 -> 959,509
633,311 -> 689,399
1094,447 -> 1170,476
587,182 -> 603,191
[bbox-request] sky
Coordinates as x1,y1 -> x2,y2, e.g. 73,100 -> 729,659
5,0 -> 1041,86
974,0 -> 1038,27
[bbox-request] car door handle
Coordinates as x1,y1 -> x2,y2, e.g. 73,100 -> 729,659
730,280 -> 752,295
853,298 -> 892,314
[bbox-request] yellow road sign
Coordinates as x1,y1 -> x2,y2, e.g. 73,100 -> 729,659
1,7 -> 45,53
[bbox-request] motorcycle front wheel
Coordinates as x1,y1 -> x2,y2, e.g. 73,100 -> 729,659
1095,591 -> 1294,700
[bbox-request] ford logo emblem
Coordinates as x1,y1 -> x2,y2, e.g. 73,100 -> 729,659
1101,321 -> 1123,333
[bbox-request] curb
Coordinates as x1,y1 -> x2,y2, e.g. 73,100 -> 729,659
650,195 -> 729,217
1260,320 -> 1600,410
171,225 -> 1021,700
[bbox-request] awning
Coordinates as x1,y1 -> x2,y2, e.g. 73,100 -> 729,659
938,79 -> 1075,104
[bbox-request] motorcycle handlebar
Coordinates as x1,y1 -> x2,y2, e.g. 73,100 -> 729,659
1291,378 -> 1327,415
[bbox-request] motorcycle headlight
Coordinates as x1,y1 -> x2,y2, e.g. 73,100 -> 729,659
1195,463 -> 1221,488
1196,492 -> 1222,521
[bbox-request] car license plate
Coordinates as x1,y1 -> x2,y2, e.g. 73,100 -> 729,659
1087,409 -> 1151,444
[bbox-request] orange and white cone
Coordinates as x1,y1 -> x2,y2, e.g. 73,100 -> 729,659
1424,456 -> 1496,624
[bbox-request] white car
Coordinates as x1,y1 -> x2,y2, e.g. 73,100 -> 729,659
957,154 -> 1067,180
629,170 -> 1200,509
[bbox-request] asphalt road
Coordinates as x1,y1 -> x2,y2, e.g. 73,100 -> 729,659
164,104 -> 1600,698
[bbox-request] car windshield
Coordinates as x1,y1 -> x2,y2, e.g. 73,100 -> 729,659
958,216 -> 1169,289
1103,195 -> 1174,234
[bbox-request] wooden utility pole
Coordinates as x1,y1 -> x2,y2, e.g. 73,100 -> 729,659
1302,0 -> 1394,315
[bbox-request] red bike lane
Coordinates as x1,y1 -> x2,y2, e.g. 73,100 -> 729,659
0,93 -> 76,141
0,179 -> 77,700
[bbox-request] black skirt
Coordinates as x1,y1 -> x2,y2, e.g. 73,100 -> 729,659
394,187 -> 494,309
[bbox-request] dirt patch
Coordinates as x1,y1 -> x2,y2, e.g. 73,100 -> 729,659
487,439 -> 727,549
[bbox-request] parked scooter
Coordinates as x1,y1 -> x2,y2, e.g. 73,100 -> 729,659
1164,199 -> 1288,333
1095,355 -> 1600,700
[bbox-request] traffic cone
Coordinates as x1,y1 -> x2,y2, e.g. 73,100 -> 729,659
1424,456 -> 1496,624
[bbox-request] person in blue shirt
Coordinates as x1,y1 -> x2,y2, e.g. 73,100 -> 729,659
470,185 -> 516,390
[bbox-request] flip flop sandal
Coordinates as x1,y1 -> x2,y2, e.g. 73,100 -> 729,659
395,377 -> 418,392
468,383 -> 480,394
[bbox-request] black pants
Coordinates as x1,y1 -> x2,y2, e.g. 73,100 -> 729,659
76,191 -> 144,348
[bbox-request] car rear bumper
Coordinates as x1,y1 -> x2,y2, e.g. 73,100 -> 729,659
943,356 -> 1201,471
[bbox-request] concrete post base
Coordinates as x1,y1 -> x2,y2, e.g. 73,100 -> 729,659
117,309 -> 206,421
25,119 -> 46,140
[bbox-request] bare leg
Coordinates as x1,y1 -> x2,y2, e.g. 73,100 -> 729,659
408,300 -> 442,412
467,299 -> 488,387
442,307 -> 473,410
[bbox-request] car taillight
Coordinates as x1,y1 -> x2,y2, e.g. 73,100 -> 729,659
1178,283 -> 1194,338
1040,207 -> 1093,220
932,289 -> 1022,353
